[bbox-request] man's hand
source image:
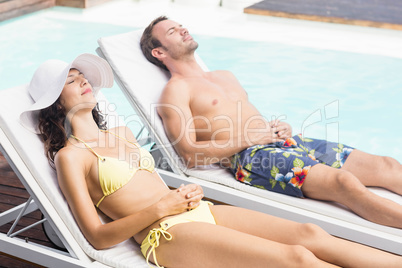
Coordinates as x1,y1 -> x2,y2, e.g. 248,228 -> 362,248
245,119 -> 293,146
243,120 -> 285,146
270,120 -> 292,140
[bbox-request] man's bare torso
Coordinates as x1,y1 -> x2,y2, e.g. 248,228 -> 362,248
172,70 -> 268,143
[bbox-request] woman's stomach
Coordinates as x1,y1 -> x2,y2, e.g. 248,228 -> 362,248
99,170 -> 169,221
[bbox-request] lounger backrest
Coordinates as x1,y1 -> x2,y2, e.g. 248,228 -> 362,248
0,85 -> 146,267
98,30 -> 209,174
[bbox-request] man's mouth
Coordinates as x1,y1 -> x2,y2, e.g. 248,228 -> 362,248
183,35 -> 192,42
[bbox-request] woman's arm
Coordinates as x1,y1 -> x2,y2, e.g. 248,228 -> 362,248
55,146 -> 203,249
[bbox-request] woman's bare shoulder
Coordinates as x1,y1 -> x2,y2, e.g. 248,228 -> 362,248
54,143 -> 84,168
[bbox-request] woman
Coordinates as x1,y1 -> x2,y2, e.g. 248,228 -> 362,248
20,53 -> 402,268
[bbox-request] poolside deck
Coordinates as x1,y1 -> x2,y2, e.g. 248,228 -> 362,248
0,0 -> 54,21
0,0 -> 113,21
245,0 -> 402,30
0,151 -> 55,267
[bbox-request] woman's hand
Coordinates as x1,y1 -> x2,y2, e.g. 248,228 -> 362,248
157,184 -> 204,217
177,184 -> 204,208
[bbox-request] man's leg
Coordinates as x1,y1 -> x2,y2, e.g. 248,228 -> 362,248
341,149 -> 402,194
302,163 -> 402,228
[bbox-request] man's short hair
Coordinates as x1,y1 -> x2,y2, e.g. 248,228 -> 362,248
140,15 -> 169,71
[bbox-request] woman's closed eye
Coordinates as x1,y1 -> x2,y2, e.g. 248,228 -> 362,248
66,71 -> 85,85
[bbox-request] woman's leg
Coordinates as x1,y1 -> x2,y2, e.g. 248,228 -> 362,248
210,205 -> 402,268
302,163 -> 402,228
341,149 -> 402,194
153,220 -> 336,268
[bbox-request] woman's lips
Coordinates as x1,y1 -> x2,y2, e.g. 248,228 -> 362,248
81,88 -> 92,95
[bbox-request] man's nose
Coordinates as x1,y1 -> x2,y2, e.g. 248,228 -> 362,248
181,27 -> 188,35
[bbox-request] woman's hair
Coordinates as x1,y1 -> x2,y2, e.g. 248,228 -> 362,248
38,98 -> 106,168
140,15 -> 169,71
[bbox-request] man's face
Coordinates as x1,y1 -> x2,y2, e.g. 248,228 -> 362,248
152,19 -> 198,59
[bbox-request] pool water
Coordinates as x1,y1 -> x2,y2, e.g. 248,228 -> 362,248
197,37 -> 402,162
1,7 -> 401,162
0,9 -> 134,89
0,7 -> 138,136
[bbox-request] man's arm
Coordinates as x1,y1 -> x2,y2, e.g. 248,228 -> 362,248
157,82 -> 237,167
158,81 -> 280,168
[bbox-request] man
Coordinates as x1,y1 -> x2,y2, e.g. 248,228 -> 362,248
141,16 -> 402,228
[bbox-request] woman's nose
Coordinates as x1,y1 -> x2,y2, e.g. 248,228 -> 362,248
80,77 -> 88,86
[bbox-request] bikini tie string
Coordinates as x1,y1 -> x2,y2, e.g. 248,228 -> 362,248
145,228 -> 173,268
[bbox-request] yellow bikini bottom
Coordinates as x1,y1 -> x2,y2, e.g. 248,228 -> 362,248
140,200 -> 216,268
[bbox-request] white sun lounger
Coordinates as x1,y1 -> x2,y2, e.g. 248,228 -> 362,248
0,85 -> 155,267
97,29 -> 402,255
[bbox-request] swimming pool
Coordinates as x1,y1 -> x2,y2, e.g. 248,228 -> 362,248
1,6 -> 401,162
0,7 -> 139,136
197,36 -> 402,162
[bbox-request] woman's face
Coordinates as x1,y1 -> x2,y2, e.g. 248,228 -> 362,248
59,68 -> 96,114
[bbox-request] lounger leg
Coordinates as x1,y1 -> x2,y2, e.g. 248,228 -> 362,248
0,197 -> 38,226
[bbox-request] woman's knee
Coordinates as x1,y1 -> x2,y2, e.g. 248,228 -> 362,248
296,223 -> 329,243
302,223 -> 326,236
286,244 -> 320,267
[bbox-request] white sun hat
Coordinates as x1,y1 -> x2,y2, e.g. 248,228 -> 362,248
19,53 -> 114,134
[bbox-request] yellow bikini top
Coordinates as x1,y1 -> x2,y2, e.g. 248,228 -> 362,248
70,130 -> 155,207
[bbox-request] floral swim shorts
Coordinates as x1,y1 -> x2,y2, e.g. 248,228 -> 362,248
229,134 -> 354,198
